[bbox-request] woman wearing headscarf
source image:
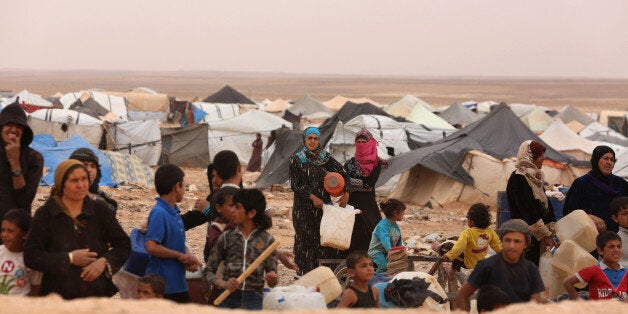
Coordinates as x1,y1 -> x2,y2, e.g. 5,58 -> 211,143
289,126 -> 349,274
506,140 -> 555,265
69,148 -> 118,211
343,129 -> 388,254
24,160 -> 130,299
563,145 -> 628,233
246,133 -> 263,172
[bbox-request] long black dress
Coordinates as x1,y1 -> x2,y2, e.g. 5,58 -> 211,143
289,153 -> 347,275
343,158 -> 382,255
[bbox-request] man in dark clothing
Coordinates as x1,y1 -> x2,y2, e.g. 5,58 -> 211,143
0,101 -> 43,223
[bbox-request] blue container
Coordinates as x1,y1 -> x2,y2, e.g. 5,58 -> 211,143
123,228 -> 150,277
549,187 -> 569,221
496,191 -> 511,228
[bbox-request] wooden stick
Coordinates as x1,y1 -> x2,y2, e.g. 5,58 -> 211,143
213,240 -> 281,306
428,257 -> 443,275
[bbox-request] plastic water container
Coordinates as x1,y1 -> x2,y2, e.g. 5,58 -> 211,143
496,191 -> 510,228
294,266 -> 342,304
263,285 -> 327,310
555,209 -> 598,252
123,228 -> 149,277
548,240 -> 597,300
538,250 -> 554,298
320,203 -> 361,250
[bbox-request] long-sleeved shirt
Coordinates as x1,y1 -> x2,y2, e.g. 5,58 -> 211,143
368,218 -> 402,256
444,227 -> 502,269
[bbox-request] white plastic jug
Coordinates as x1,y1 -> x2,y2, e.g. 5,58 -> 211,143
549,239 -> 597,300
294,266 -> 342,304
555,209 -> 598,252
538,250 -> 553,299
263,285 -> 327,310
320,203 -> 361,250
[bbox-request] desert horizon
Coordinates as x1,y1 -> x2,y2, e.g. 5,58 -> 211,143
2,69 -> 628,111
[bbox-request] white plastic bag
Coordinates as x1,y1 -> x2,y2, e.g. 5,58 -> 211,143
320,203 -> 361,250
263,285 -> 327,310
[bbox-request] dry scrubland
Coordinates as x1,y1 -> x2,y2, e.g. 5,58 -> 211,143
6,71 -> 628,312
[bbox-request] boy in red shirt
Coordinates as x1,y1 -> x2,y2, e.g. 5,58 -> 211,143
563,231 -> 627,301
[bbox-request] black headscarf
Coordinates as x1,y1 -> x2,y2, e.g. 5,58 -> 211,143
590,145 -> 615,184
69,148 -> 101,194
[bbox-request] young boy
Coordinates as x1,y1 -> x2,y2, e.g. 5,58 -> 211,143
337,251 -> 379,308
563,231 -> 627,301
442,203 -> 502,279
610,196 -> 628,267
0,208 -> 41,296
137,274 -> 166,300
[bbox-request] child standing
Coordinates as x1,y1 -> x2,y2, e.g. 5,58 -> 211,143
368,199 -> 405,274
610,196 -> 628,267
0,208 -> 41,296
137,273 -> 166,299
337,251 -> 379,308
442,203 -> 502,279
203,189 -> 278,309
206,186 -> 239,254
563,231 -> 628,301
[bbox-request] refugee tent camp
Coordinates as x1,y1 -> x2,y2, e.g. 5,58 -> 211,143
385,94 -> 435,118
159,123 -> 210,168
539,119 -> 598,161
106,120 -> 162,166
519,106 -> 554,134
436,103 -> 480,127
263,98 -> 292,114
556,104 -> 594,126
0,90 -> 53,112
599,110 -> 628,136
59,91 -> 128,122
283,94 -> 332,126
406,103 -> 456,130
106,89 -> 170,112
579,121 -> 628,147
29,108 -> 104,146
376,103 -> 587,208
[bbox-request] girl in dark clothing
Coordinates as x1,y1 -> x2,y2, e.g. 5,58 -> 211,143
24,160 -> 130,299
506,140 -> 556,265
564,145 -> 628,232
246,133 -> 263,172
289,127 -> 349,274
343,129 -> 388,255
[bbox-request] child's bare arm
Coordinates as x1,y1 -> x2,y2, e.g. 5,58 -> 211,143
337,289 -> 357,308
563,274 -> 581,300
372,285 -> 380,308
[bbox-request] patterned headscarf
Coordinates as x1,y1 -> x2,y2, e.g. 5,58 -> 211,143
296,127 -> 330,165
354,129 -> 388,177
515,140 -> 548,208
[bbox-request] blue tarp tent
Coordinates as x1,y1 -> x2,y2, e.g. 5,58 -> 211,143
31,134 -> 117,187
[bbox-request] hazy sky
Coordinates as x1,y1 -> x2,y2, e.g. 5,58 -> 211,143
2,0 -> 627,78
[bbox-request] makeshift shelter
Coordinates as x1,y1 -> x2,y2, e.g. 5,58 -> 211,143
326,115 -> 410,164
255,102 -> 404,188
29,108 -> 104,147
476,100 -> 499,113
599,110 -> 628,136
205,110 -> 292,164
406,104 -> 456,130
159,123 -> 210,168
102,150 -> 155,189
285,95 -> 331,117
192,102 -> 240,123
106,90 -> 169,112
539,120 -> 598,161
377,104 -> 586,208
263,98 -> 292,113
30,134 -> 115,187
614,148 -> 628,180
324,96 -> 382,112
403,122 -> 454,146
579,122 -> 628,147
385,95 -> 434,118
519,107 -> 554,134
106,120 -> 162,166
1,90 -> 53,112
59,91 -> 128,122
202,85 -> 255,104
127,110 -> 166,122
556,105 -> 594,126
437,103 -> 480,127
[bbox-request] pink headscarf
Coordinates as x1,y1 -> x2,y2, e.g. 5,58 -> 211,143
354,129 -> 386,177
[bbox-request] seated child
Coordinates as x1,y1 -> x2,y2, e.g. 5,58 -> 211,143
203,189 -> 278,310
610,196 -> 628,267
337,251 -> 379,308
137,273 -> 166,299
442,203 -> 502,279
368,199 -> 405,273
563,231 -> 628,301
476,284 -> 511,312
0,208 -> 41,296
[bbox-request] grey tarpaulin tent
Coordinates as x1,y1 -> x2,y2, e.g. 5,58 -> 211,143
159,123 -> 210,168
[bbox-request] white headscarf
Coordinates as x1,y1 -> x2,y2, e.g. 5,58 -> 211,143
515,140 -> 548,208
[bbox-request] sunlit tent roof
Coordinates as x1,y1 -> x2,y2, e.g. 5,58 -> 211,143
324,96 -> 382,111
287,95 -> 331,116
107,90 -> 169,112
519,107 -> 553,133
59,91 -> 128,121
580,122 -> 628,147
385,94 -> 434,117
263,98 -> 292,112
202,85 -> 255,104
556,105 -> 594,126
0,90 -> 53,108
476,100 -> 499,113
437,103 -> 480,126
508,103 -> 537,116
539,119 -> 598,161
406,104 -> 455,130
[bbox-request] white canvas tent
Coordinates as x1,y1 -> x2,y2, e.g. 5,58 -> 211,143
539,120 -> 598,161
385,94 -> 434,118
106,120 -> 162,166
1,90 -> 53,109
29,108 -> 104,146
263,98 -> 292,113
580,122 -> 628,147
325,114 -> 410,164
192,102 -> 240,123
520,107 -> 554,134
205,110 -> 292,163
59,91 -> 128,121
406,104 -> 456,130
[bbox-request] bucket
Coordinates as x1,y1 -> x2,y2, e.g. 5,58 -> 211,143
496,191 -> 510,228
555,209 -> 598,252
294,266 -> 342,304
186,269 -> 210,304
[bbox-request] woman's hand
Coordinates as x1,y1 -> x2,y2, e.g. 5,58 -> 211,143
81,257 -> 106,282
588,214 -> 607,232
309,194 -> 324,208
70,249 -> 98,267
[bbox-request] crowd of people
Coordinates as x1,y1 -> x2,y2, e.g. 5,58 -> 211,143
1,100 -> 627,311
